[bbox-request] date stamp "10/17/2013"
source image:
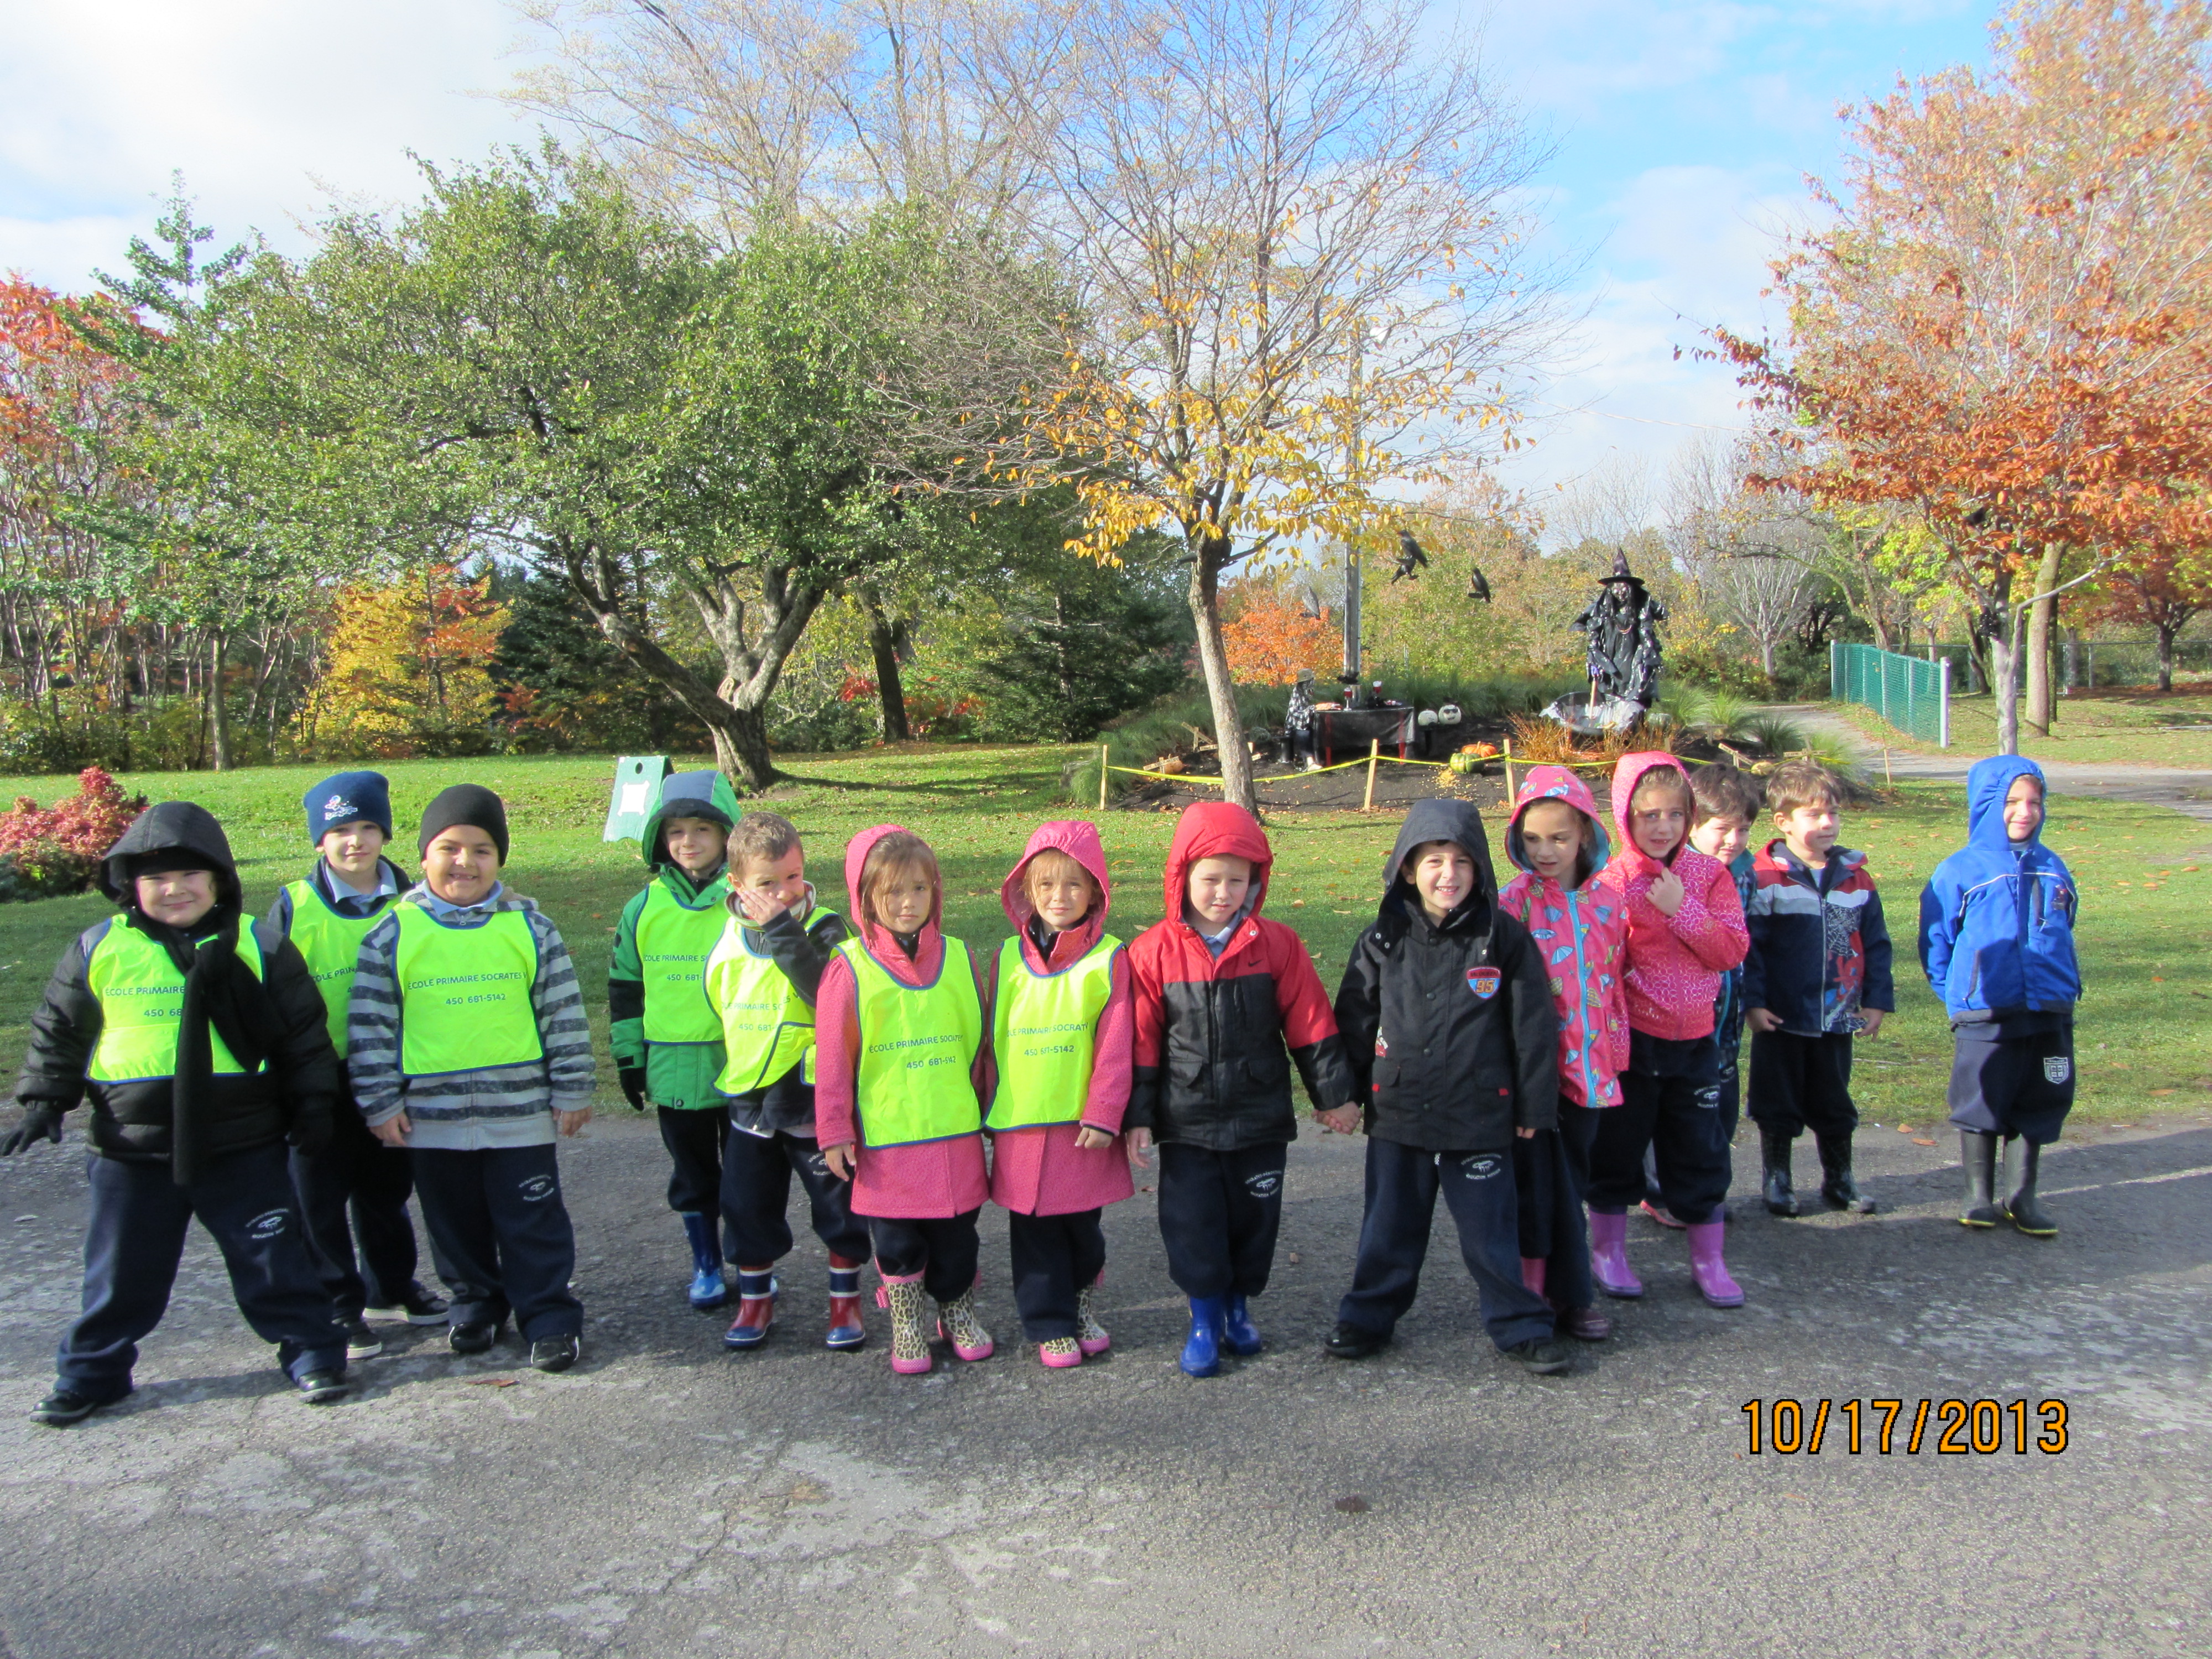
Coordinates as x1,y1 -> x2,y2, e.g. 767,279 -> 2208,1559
1739,1399 -> 2070,1457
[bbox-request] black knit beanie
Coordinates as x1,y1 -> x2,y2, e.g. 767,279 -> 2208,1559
418,784 -> 510,865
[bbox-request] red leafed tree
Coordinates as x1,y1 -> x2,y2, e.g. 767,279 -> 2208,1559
2090,541 -> 2212,690
1714,0 -> 2212,752
1221,590 -> 1337,687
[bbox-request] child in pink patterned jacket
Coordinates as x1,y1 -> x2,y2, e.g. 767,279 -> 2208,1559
1588,753 -> 1750,1310
1498,766 -> 1630,1343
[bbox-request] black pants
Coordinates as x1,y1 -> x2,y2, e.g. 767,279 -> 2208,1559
1514,1101 -> 1596,1311
1589,1032 -> 1729,1223
58,1144 -> 348,1398
658,1106 -> 728,1215
289,1103 -> 436,1316
1747,1029 -> 1858,1137
1155,1141 -> 1286,1300
410,1144 -> 583,1341
868,1210 -> 982,1305
1948,1022 -> 2075,1145
1006,1209 -> 1107,1340
1337,1138 -> 1556,1352
721,1127 -> 872,1266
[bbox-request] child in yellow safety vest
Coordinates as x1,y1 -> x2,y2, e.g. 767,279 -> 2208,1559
988,822 -> 1140,1370
815,825 -> 994,1376
701,811 -> 869,1353
608,770 -> 742,1311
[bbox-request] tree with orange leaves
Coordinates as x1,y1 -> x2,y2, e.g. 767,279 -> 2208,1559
2088,541 -> 2212,691
1220,584 -> 1337,687
1715,0 -> 2212,753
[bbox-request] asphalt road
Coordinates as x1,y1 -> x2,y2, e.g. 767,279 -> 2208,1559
2,1108 -> 2208,1659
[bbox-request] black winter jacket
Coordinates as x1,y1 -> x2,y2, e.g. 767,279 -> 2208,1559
1333,799 -> 1561,1152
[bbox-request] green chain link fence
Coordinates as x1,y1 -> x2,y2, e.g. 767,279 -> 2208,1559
1832,643 -> 1951,746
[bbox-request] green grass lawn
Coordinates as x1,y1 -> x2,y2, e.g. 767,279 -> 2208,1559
1830,688 -> 2212,766
2,748 -> 2206,1131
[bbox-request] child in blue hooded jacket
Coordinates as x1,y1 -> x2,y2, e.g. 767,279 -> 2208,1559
1918,757 -> 2080,1237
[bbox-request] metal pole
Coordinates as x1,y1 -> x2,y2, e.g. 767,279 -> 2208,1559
1341,323 -> 1363,708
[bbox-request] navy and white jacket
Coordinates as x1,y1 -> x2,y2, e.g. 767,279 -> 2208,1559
1740,840 -> 1892,1036
1917,755 -> 2080,1026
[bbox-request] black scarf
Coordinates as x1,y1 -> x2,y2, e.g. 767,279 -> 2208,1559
127,902 -> 275,1186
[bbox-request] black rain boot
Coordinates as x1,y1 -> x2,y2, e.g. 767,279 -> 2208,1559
1959,1131 -> 2001,1228
1759,1127 -> 1799,1217
1815,1130 -> 1877,1214
2004,1138 -> 2058,1237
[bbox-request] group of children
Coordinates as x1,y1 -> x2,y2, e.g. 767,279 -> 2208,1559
1,748 -> 2082,1423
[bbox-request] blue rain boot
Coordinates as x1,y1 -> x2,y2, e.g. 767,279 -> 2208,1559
1220,1293 -> 1262,1357
681,1213 -> 728,1310
1180,1296 -> 1226,1378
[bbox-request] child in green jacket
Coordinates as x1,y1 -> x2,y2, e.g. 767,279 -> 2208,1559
609,770 -> 743,1308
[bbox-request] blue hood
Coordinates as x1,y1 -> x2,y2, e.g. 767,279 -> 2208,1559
1966,755 -> 2046,853
1918,755 -> 2078,1019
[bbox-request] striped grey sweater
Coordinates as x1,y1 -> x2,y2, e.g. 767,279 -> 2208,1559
347,883 -> 597,1150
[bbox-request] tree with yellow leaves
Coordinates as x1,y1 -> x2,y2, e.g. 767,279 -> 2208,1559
315,562 -> 508,758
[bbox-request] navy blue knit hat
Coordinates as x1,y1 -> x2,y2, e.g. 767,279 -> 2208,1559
305,771 -> 394,843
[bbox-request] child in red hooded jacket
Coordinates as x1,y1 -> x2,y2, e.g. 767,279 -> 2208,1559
1588,754 -> 1750,1310
816,826 -> 995,1376
1127,802 -> 1356,1378
988,822 -> 1140,1370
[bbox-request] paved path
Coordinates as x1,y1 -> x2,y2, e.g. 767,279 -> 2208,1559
3,1108 -> 2208,1658
1770,703 -> 2212,821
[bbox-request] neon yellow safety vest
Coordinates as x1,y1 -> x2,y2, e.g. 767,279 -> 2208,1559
839,935 -> 983,1149
705,905 -> 833,1094
987,933 -> 1121,1130
393,904 -> 544,1078
86,922 -> 267,1083
636,880 -> 731,1045
283,877 -> 392,1059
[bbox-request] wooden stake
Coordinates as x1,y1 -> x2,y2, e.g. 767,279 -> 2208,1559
1882,745 -> 1893,787
1099,743 -> 1110,811
1503,737 -> 1516,799
1363,738 -> 1380,811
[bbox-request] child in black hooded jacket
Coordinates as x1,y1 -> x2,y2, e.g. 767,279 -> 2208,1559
1324,799 -> 1571,1374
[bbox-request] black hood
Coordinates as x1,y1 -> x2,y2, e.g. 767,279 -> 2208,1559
1379,797 -> 1498,931
99,802 -> 242,909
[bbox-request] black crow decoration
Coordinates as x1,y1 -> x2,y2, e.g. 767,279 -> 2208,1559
1390,529 -> 1430,583
1466,565 -> 1491,603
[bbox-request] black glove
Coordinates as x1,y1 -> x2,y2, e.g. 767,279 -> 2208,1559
618,1065 -> 649,1113
0,1102 -> 65,1157
288,1098 -> 335,1159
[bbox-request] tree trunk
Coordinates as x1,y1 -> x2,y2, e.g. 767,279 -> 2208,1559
208,630 -> 234,772
2023,542 -> 2065,736
707,703 -> 777,786
2157,621 -> 2177,692
860,589 -> 912,742
1188,536 -> 1257,815
1990,593 -> 2025,757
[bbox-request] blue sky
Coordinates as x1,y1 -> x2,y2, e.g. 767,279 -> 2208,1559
0,0 -> 1996,513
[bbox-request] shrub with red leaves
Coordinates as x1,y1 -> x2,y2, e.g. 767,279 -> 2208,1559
0,766 -> 149,902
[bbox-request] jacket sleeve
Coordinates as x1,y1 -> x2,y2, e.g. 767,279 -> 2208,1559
811,954 -> 861,1147
254,926 -> 343,1109
1125,934 -> 1165,1133
1331,930 -> 1383,1104
347,914 -> 406,1126
1499,919 -> 1560,1134
1273,924 -> 1354,1110
1917,869 -> 1958,994
12,933 -> 100,1109
608,888 -> 648,1068
753,902 -> 841,1006
1078,948 -> 1136,1135
264,884 -> 296,941
529,914 -> 598,1109
1668,862 -> 1749,971
1739,884 -> 1768,1011
1860,885 -> 1895,1014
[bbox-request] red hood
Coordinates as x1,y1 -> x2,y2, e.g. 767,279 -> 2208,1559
1001,820 -> 1113,968
1162,801 -> 1272,925
1608,751 -> 1693,877
1505,764 -> 1614,879
843,822 -> 942,965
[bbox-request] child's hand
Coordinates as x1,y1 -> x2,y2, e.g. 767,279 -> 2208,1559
1646,867 -> 1686,916
1515,1125 -> 1536,1139
822,1141 -> 856,1181
368,1113 -> 411,1147
1859,1008 -> 1886,1038
1125,1126 -> 1153,1167
734,886 -> 787,926
1073,1126 -> 1115,1150
1314,1105 -> 1361,1135
1746,1008 -> 1782,1033
557,1106 -> 592,1138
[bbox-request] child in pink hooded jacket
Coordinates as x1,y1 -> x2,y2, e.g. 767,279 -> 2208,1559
816,825 -> 994,1375
1498,765 -> 1629,1343
1588,753 -> 1750,1309
987,822 -> 1140,1370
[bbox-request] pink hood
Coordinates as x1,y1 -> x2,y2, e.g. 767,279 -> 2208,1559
1505,765 -> 1613,883
1000,820 -> 1113,973
1608,751 -> 1694,875
842,822 -> 943,983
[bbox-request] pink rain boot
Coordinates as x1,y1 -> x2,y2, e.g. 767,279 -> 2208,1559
1519,1257 -> 1547,1296
1686,1222 -> 1744,1308
1588,1208 -> 1644,1300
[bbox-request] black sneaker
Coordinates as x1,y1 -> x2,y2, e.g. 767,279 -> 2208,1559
29,1387 -> 116,1426
1322,1322 -> 1388,1361
341,1317 -> 383,1360
448,1320 -> 502,1355
295,1369 -> 352,1405
1504,1338 -> 1572,1376
530,1334 -> 581,1374
366,1283 -> 450,1325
